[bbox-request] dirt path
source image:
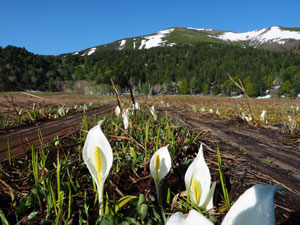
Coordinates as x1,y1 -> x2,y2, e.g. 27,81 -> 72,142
0,104 -> 114,160
159,106 -> 300,224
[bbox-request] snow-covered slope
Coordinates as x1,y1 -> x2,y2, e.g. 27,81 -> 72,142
119,40 -> 126,50
138,28 -> 175,49
69,26 -> 300,56
213,26 -> 300,45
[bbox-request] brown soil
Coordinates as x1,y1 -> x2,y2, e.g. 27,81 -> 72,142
158,106 -> 300,225
0,104 -> 114,160
0,92 -> 111,114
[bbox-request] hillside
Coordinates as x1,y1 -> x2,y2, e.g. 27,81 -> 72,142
1,26 -> 300,96
72,26 -> 300,56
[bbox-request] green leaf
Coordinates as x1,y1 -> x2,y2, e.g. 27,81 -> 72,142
217,145 -> 231,210
99,215 -> 118,225
129,147 -> 137,158
137,194 -> 144,206
125,217 -> 141,225
114,195 -> 137,214
0,209 -> 9,225
137,203 -> 148,221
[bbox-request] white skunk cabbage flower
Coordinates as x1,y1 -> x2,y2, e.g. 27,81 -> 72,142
216,109 -> 220,116
150,105 -> 157,120
134,102 -> 140,110
209,108 -> 213,113
82,120 -> 113,215
166,209 -> 213,225
201,106 -> 205,112
241,113 -> 252,122
166,184 -> 282,225
150,145 -> 171,202
58,107 -> 64,117
221,184 -> 283,225
83,104 -> 88,111
260,110 -> 266,121
115,106 -> 121,117
184,144 -> 216,210
122,108 -> 130,129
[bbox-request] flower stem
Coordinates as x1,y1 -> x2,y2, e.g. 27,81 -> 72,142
98,182 -> 105,216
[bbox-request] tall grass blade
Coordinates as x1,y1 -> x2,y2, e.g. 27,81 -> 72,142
7,138 -> 11,166
144,120 -> 150,162
217,145 -> 230,210
0,209 -> 9,225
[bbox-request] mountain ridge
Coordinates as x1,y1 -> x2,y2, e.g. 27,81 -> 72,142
70,26 -> 300,56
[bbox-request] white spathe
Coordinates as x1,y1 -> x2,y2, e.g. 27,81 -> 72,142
260,110 -> 266,121
222,184 -> 283,225
150,145 -> 171,201
58,107 -> 64,117
115,106 -> 121,117
122,108 -> 130,129
241,112 -> 252,122
166,184 -> 282,225
82,120 -> 113,215
134,102 -> 140,110
184,144 -> 216,210
166,209 -> 213,225
150,105 -> 157,120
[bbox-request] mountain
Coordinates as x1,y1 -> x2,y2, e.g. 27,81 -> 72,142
2,26 -> 300,95
72,26 -> 300,56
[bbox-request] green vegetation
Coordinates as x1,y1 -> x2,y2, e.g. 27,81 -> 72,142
1,41 -> 300,97
0,104 -> 222,224
280,27 -> 300,32
166,28 -> 224,44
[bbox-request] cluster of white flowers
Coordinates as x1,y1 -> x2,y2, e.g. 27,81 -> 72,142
82,105 -> 282,224
164,144 -> 282,225
114,102 -> 143,130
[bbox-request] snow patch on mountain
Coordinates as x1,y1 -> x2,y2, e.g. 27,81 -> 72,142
187,27 -> 213,32
168,43 -> 176,47
119,40 -> 126,50
257,94 -> 271,99
133,39 -> 136,49
139,28 -> 174,49
87,47 -> 96,56
215,26 -> 300,45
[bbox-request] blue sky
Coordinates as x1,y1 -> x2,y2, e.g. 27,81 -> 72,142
0,0 -> 299,55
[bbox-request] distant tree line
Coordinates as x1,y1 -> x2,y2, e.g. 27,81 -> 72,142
1,43 -> 300,97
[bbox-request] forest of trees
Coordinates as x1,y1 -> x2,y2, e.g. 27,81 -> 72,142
1,42 -> 300,97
